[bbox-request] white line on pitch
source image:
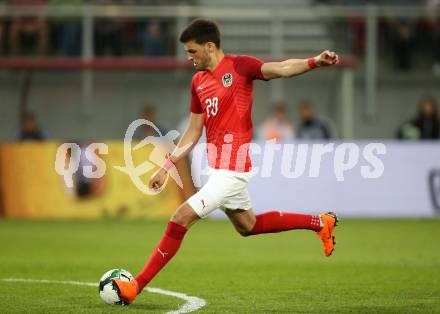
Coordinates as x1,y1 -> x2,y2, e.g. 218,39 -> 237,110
1,278 -> 207,314
146,287 -> 207,314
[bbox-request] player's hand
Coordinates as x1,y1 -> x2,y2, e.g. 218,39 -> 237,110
149,168 -> 168,192
315,50 -> 339,67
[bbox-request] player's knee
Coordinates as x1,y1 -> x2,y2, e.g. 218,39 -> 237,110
171,204 -> 199,229
239,230 -> 251,237
237,226 -> 253,237
171,211 -> 190,228
171,213 -> 183,225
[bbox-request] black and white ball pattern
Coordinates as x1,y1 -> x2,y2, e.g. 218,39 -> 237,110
98,268 -> 133,305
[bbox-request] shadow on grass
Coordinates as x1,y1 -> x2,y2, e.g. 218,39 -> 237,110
91,302 -> 171,312
338,303 -> 438,314
260,302 -> 438,314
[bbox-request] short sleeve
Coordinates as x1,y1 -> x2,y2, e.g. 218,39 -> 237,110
235,55 -> 265,80
190,77 -> 203,114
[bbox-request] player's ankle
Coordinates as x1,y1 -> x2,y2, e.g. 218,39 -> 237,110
134,279 -> 141,294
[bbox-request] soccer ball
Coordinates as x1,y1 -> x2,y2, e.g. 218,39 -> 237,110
98,268 -> 133,305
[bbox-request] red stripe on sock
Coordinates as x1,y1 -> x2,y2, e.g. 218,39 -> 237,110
249,211 -> 321,235
135,221 -> 187,292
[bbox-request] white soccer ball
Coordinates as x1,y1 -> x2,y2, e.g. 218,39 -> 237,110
98,268 -> 133,305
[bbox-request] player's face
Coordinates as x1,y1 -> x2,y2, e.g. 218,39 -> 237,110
184,41 -> 211,70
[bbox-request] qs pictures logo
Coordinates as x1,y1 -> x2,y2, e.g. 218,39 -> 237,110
54,119 -> 191,195
114,119 -> 190,195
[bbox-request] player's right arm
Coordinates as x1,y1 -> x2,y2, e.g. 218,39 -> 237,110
261,50 -> 339,80
149,113 -> 203,191
168,112 -> 204,164
150,74 -> 204,191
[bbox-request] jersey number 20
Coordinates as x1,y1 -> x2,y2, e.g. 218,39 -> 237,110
206,97 -> 219,118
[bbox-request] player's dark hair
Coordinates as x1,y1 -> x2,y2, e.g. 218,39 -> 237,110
179,19 -> 221,48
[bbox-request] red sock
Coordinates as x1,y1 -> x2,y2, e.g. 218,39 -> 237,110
135,221 -> 187,292
249,211 -> 321,235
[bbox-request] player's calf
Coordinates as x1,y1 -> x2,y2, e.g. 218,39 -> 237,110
244,211 -> 322,236
225,208 -> 256,237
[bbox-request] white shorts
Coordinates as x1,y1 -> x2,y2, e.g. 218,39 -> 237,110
187,168 -> 253,218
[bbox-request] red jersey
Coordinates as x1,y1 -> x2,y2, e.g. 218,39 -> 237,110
190,54 -> 265,172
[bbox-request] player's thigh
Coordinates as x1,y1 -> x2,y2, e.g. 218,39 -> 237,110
171,202 -> 200,229
186,173 -> 237,218
225,208 -> 256,236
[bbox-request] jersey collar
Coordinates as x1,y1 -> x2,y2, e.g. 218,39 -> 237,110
209,55 -> 228,75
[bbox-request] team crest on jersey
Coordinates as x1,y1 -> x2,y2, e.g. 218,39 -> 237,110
222,73 -> 233,87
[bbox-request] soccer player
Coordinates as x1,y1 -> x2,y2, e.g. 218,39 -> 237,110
114,19 -> 339,304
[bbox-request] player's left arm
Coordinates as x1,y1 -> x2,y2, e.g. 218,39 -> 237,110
261,50 -> 339,80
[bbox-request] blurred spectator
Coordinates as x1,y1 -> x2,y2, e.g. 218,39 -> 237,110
427,0 -> 440,73
9,0 -> 49,56
397,95 -> 440,140
50,0 -> 82,57
61,142 -> 105,198
139,105 -> 168,137
297,101 -> 331,140
257,103 -> 295,142
94,0 -> 123,56
119,0 -> 142,56
75,142 -> 105,198
0,19 -> 4,55
331,0 -> 379,54
18,111 -> 46,141
141,20 -> 166,56
337,0 -> 368,55
385,0 -> 418,71
386,17 -> 417,71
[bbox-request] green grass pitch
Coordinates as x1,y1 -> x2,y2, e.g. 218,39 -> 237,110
0,218 -> 439,313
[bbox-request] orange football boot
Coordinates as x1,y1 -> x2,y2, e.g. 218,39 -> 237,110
316,212 -> 339,257
113,279 -> 139,305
